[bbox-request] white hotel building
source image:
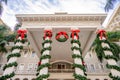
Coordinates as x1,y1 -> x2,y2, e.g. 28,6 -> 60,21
0,4 -> 120,80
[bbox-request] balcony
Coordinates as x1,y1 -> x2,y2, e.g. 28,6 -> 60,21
15,70 -> 36,75
49,69 -> 74,73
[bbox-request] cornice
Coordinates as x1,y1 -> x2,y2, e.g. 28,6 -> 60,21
16,13 -> 106,22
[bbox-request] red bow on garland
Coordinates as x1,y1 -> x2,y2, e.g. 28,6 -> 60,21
56,31 -> 68,39
82,61 -> 85,66
38,61 -> 41,66
17,29 -> 27,39
97,29 -> 107,39
71,30 -> 80,39
43,30 -> 52,40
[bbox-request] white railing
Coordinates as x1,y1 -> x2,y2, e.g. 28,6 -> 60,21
15,70 -> 36,75
49,69 -> 74,73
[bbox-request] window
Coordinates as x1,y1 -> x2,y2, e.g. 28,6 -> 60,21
100,64 -> 104,70
24,50 -> 28,57
27,64 -> 33,70
95,79 -> 99,80
34,64 -> 38,70
31,51 -> 36,57
85,64 -> 88,71
90,64 -> 95,72
104,79 -> 108,80
89,53 -> 91,57
95,63 -> 99,69
57,64 -> 66,69
19,64 -> 24,70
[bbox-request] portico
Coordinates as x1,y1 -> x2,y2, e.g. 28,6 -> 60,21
16,13 -> 106,79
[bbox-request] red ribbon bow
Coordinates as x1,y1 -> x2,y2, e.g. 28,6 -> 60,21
71,30 -> 80,39
56,31 -> 68,39
38,61 -> 41,66
17,29 -> 27,39
97,29 -> 106,39
43,30 -> 52,39
82,61 -> 85,66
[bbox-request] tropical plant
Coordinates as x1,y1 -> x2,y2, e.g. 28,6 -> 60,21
104,0 -> 119,12
0,0 -> 7,15
91,31 -> 120,62
0,25 -> 8,53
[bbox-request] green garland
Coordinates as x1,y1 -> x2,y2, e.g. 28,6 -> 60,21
109,73 -> 120,80
73,73 -> 87,80
0,32 -> 27,80
104,55 -> 118,62
71,40 -> 81,47
7,53 -> 21,61
40,55 -> 51,60
72,54 -> 83,61
37,35 -> 52,80
36,74 -> 50,80
41,47 -> 51,54
37,63 -> 50,71
14,39 -> 27,44
72,64 -> 86,72
71,39 -> 87,80
0,72 -> 15,80
11,46 -> 23,51
42,40 -> 52,47
106,64 -> 120,71
71,46 -> 82,54
95,34 -> 120,79
3,62 -> 18,71
56,37 -> 68,42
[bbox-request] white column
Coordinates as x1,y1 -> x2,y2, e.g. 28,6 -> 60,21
70,29 -> 87,80
73,36 -> 85,76
101,37 -> 120,77
37,29 -> 52,80
3,37 -> 23,80
40,37 -> 50,77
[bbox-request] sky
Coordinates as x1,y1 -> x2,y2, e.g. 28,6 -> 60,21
0,0 -> 117,30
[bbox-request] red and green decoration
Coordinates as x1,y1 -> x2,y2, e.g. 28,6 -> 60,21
95,29 -> 120,80
36,30 -> 52,80
56,31 -> 68,42
70,29 -> 87,80
0,29 -> 27,80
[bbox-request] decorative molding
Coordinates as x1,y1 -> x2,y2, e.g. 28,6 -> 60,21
16,14 -> 106,22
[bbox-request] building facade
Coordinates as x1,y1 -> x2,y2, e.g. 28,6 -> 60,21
0,11 -> 119,80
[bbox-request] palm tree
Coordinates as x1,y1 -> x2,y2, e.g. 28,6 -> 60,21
91,31 -> 120,62
0,25 -> 8,53
90,31 -> 120,79
0,0 -> 7,15
104,0 -> 119,12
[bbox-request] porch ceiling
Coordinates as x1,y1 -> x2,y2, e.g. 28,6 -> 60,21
16,13 -> 106,63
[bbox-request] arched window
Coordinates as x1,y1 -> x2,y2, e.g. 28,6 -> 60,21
87,79 -> 91,80
15,78 -> 20,80
23,78 -> 28,80
104,79 -> 108,80
95,79 -> 99,80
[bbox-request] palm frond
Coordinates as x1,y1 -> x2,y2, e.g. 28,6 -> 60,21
104,0 -> 117,12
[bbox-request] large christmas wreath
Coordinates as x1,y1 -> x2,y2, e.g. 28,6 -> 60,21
56,31 -> 68,42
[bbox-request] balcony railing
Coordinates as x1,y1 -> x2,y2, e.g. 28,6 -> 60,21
14,68 -> 110,75
15,69 -> 74,74
15,70 -> 36,75
49,69 -> 74,73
